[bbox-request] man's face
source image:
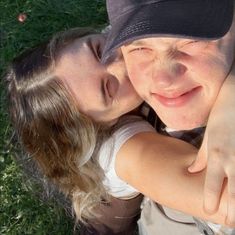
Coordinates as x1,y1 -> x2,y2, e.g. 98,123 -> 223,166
121,31 -> 235,130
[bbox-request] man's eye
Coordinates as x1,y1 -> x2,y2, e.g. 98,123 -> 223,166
187,40 -> 199,45
129,47 -> 151,53
182,40 -> 208,49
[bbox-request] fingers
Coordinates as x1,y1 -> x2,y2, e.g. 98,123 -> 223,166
188,151 -> 207,173
203,159 -> 225,214
226,173 -> 235,227
188,131 -> 208,173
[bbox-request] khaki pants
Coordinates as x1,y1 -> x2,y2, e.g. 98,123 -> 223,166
138,199 -> 207,235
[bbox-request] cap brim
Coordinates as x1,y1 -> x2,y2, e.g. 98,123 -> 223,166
102,0 -> 233,62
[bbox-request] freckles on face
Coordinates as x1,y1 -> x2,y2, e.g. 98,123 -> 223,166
55,34 -> 143,124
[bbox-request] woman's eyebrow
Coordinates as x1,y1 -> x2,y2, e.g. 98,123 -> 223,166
87,38 -> 100,61
86,39 -> 96,57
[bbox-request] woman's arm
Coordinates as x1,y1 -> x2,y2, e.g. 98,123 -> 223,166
115,132 -> 230,226
189,64 -> 235,224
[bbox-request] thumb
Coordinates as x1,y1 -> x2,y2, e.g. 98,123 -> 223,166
188,132 -> 208,173
188,151 -> 207,173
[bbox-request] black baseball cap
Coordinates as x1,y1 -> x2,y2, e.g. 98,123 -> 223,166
102,0 -> 234,62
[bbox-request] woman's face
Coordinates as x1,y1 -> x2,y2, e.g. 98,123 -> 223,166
55,34 -> 142,124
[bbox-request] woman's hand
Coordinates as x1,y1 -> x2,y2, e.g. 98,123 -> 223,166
188,64 -> 235,227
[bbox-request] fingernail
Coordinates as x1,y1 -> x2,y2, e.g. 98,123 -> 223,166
188,161 -> 195,172
188,167 -> 194,173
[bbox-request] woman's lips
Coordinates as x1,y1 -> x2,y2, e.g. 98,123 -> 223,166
151,87 -> 201,107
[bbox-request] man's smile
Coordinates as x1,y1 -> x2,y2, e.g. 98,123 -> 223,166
151,86 -> 202,107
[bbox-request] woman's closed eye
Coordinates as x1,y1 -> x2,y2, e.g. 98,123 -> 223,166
101,78 -> 113,106
101,75 -> 119,106
101,79 -> 109,105
106,77 -> 116,100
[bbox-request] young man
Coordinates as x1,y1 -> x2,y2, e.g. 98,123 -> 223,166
102,0 -> 235,234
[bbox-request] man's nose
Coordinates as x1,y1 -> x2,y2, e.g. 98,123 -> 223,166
152,62 -> 187,88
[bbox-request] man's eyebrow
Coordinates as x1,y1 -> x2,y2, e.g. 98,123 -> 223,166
124,40 -> 146,47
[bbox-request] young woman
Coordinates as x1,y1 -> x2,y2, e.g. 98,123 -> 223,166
5,28 -> 235,235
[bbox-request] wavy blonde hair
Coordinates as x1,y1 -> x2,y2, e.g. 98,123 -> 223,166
6,28 -> 112,222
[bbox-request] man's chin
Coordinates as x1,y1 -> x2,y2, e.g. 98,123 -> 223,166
162,118 -> 205,131
151,105 -> 207,130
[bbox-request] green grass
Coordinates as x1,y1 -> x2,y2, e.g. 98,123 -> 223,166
0,160 -> 76,235
0,1 -> 107,234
